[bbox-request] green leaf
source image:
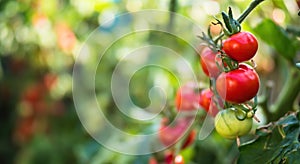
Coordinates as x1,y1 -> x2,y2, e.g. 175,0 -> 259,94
238,112 -> 300,164
254,19 -> 299,61
222,11 -> 232,33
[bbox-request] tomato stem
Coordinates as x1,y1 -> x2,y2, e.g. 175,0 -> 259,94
237,0 -> 265,24
167,0 -> 177,32
253,115 -> 260,123
236,137 -> 241,147
201,0 -> 265,54
220,54 -> 239,72
270,67 -> 300,121
234,108 -> 247,121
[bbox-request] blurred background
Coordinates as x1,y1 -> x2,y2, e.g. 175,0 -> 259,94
0,0 -> 299,163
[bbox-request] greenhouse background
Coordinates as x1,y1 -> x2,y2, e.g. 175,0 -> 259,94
0,0 -> 299,163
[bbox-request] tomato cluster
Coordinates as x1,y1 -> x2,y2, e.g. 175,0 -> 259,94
153,82 -> 209,163
155,112 -> 196,163
152,14 -> 261,163
199,30 -> 260,139
153,80 -> 225,163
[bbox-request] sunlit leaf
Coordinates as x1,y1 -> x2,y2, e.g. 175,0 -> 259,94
254,19 -> 299,61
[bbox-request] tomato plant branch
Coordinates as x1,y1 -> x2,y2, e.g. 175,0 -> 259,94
237,0 -> 265,24
270,67 -> 300,121
202,0 -> 264,51
167,0 -> 178,32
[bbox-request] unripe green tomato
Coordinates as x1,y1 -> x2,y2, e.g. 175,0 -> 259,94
214,108 -> 253,139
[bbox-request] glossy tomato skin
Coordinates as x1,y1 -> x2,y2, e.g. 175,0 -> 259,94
174,154 -> 184,164
215,108 -> 253,139
181,129 -> 196,149
165,153 -> 184,164
199,89 -> 220,117
199,47 -> 222,78
199,89 -> 213,111
216,64 -> 260,103
159,118 -> 195,149
148,157 -> 158,164
149,153 -> 184,164
223,32 -> 258,62
175,82 -> 200,111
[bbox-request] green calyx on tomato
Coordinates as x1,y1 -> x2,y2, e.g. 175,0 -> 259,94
216,63 -> 260,104
219,7 -> 241,36
215,108 -> 253,139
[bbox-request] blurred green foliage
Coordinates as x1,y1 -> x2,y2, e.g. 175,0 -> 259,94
0,0 -> 299,164
239,112 -> 300,163
254,19 -> 300,62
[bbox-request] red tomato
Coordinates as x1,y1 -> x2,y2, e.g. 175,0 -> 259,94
55,23 -> 77,52
199,89 -> 213,112
14,117 -> 35,143
174,154 -> 184,164
148,157 -> 158,164
32,12 -> 48,29
10,58 -> 26,75
175,82 -> 200,111
199,47 -> 221,78
181,129 -> 196,149
43,73 -> 57,90
149,151 -> 185,164
165,152 -> 184,164
159,118 -> 195,149
22,84 -> 45,104
223,32 -> 258,62
216,64 -> 260,103
165,153 -> 174,164
199,89 -> 220,117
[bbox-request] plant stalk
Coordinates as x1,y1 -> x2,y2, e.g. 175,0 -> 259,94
210,0 -> 265,46
237,0 -> 265,23
270,67 -> 300,121
168,0 -> 177,32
